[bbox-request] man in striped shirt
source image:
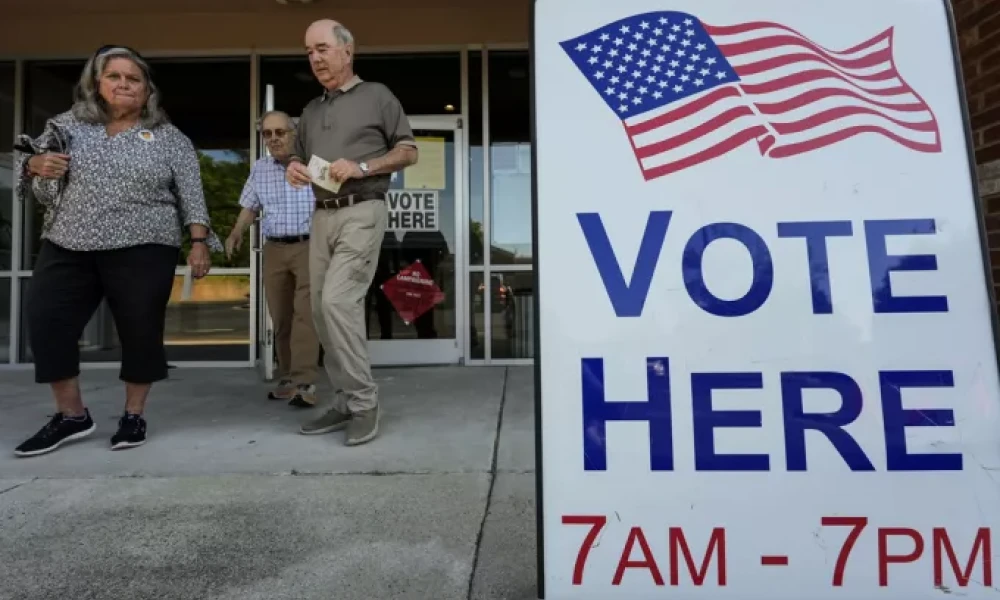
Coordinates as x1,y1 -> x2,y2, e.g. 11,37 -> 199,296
227,110 -> 320,407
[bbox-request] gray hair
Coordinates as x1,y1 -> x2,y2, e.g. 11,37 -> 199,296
71,47 -> 168,129
333,24 -> 354,46
257,110 -> 296,131
333,24 -> 354,63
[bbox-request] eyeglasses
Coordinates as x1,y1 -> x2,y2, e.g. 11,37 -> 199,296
262,129 -> 289,139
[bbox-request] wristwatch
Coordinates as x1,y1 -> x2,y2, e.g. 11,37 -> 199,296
359,161 -> 370,177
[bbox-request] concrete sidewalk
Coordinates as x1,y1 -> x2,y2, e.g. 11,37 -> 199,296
0,366 -> 539,600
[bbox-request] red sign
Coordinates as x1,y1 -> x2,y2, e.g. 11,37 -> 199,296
380,260 -> 446,324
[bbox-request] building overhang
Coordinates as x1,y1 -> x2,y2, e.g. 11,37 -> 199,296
0,0 -> 529,58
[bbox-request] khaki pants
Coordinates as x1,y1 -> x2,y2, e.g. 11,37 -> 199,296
263,240 -> 319,384
309,199 -> 387,413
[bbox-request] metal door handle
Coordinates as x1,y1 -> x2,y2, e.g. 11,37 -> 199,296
251,219 -> 261,252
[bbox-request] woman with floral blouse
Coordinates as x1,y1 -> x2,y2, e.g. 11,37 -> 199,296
12,44 -> 223,457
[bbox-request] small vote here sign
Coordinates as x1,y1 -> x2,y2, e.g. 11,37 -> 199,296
532,0 -> 1000,598
387,189 -> 439,232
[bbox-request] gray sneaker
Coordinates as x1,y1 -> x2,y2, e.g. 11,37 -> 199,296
345,407 -> 380,446
299,407 -> 350,435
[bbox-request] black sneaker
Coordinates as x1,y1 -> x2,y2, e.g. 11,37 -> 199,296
268,379 -> 295,400
14,409 -> 96,457
288,384 -> 317,408
110,413 -> 147,450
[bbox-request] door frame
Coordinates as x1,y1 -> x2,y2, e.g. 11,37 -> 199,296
253,84 -> 278,381
368,114 -> 466,366
251,109 -> 467,374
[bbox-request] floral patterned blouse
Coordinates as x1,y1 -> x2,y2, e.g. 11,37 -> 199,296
13,110 -> 223,253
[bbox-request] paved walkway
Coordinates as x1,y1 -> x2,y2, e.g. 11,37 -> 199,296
0,366 -> 539,600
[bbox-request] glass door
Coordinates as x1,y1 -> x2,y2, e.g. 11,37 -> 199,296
366,115 -> 465,365
250,95 -> 465,368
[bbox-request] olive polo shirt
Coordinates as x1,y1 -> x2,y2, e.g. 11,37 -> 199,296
290,75 -> 416,200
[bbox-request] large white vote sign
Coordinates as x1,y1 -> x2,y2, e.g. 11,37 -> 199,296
532,0 -> 1000,598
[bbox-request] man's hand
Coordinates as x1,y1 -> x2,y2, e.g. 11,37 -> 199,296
225,232 -> 242,259
328,159 -> 363,182
286,161 -> 311,188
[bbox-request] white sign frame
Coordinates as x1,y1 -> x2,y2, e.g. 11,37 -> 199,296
531,0 -> 1000,598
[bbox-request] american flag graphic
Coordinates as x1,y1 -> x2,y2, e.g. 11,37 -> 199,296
559,11 -> 942,180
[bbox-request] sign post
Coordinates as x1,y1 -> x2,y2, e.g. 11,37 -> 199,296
531,0 -> 1000,598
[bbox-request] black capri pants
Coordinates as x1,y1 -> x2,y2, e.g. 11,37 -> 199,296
27,240 -> 180,384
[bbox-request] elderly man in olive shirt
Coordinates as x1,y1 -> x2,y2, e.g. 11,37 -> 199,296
286,18 -> 418,446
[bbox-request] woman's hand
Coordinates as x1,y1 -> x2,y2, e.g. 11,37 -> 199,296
27,153 -> 70,179
188,242 -> 212,279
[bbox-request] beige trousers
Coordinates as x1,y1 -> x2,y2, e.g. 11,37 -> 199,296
309,199 -> 387,413
263,240 -> 320,384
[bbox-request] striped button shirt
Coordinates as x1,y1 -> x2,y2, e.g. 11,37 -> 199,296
238,157 -> 315,237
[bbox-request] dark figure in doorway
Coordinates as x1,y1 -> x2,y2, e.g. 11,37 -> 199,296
366,231 -> 401,339
11,45 -> 222,457
398,230 -> 449,339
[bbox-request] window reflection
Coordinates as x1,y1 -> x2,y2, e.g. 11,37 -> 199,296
469,51 -> 485,266
0,278 -> 9,362
1,62 -> 14,271
1,61 -> 12,363
21,61 -> 83,270
146,57 -> 251,270
489,142 -> 532,265
469,272 -> 485,360
165,273 -> 251,349
474,271 -> 534,359
19,273 -> 251,362
468,270 -> 535,361
138,58 -> 252,361
488,51 -> 532,265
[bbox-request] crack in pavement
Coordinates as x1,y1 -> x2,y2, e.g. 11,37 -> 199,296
0,480 -> 33,497
5,467 -> 537,483
467,366 -> 510,600
19,470 -> 508,482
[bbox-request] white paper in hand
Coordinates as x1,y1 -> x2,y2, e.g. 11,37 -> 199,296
307,155 -> 342,193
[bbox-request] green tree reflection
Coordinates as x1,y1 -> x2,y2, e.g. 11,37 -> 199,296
178,151 -> 251,267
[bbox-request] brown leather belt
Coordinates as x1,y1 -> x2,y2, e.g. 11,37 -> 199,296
315,191 -> 386,210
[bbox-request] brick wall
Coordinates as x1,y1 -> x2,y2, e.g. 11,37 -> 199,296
957,0 -> 1000,161
955,0 -> 1000,302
